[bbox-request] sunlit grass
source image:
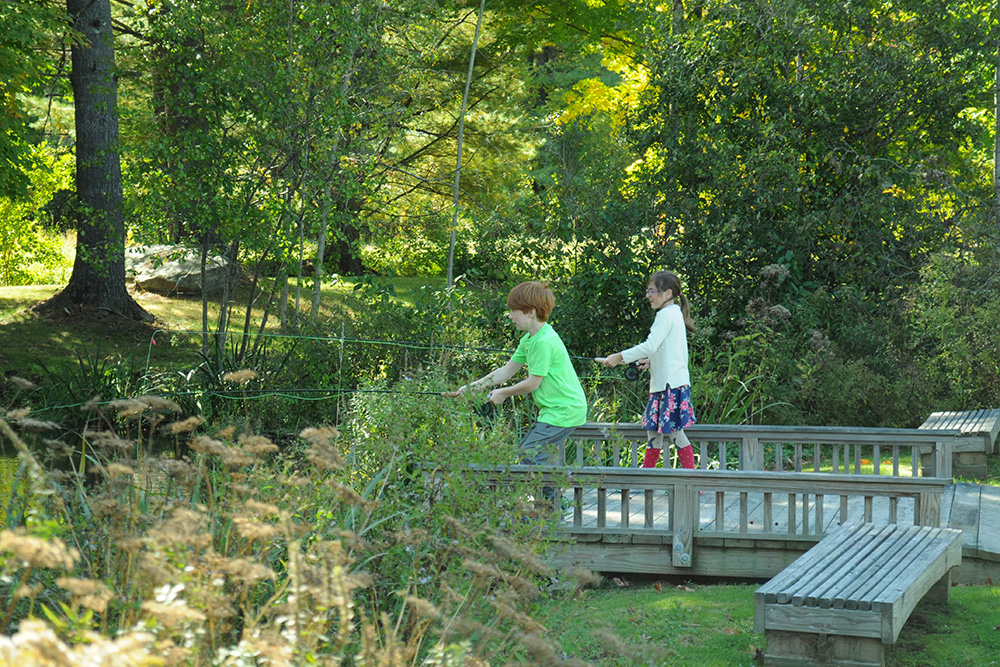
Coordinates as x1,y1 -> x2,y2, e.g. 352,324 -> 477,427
535,580 -> 762,667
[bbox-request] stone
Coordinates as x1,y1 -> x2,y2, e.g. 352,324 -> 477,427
126,244 -> 231,297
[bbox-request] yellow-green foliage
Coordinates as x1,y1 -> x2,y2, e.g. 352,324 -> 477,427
0,143 -> 73,287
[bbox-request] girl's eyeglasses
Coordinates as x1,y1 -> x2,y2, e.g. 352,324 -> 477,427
645,288 -> 661,295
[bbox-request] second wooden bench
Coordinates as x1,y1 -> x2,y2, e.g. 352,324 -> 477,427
754,522 -> 962,667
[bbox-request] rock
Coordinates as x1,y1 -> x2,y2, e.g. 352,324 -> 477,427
126,244 -> 231,297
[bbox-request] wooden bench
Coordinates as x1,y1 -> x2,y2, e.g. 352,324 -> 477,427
919,409 -> 1000,479
754,522 -> 962,667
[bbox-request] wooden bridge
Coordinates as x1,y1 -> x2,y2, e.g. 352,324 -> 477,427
481,419 -> 1000,585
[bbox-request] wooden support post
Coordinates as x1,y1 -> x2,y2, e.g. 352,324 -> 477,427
743,436 -> 763,471
672,483 -> 695,567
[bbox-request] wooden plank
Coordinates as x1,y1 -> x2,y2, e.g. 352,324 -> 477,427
976,485 -> 1000,561
762,604 -> 881,639
672,484 -> 695,567
831,526 -> 929,610
874,531 -> 962,642
795,525 -> 910,608
757,524 -> 878,603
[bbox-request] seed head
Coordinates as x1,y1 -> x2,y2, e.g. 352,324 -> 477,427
222,369 -> 257,384
0,530 -> 80,569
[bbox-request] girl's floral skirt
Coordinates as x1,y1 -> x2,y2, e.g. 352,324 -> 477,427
642,385 -> 697,435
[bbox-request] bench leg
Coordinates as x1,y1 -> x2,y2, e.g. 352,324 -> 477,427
764,630 -> 884,667
924,569 -> 952,605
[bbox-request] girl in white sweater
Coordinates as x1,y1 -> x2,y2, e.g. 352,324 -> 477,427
596,270 -> 698,468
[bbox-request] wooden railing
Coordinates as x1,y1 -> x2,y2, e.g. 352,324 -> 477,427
481,466 -> 951,569
566,423 -> 961,479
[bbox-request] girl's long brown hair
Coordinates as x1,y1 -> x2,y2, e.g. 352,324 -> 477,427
649,270 -> 695,332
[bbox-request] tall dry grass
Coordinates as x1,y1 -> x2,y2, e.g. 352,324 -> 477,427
0,372 -> 632,666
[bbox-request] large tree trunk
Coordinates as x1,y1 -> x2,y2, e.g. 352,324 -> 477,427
45,0 -> 148,321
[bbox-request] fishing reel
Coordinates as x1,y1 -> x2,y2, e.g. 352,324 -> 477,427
623,362 -> 641,382
475,401 -> 496,418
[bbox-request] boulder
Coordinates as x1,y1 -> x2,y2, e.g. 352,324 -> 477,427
126,244 -> 231,297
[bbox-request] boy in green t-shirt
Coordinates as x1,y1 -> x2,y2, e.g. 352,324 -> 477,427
444,281 -> 587,505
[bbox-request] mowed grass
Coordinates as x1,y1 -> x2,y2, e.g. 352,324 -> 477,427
532,578 -> 1000,667
0,276 -> 443,373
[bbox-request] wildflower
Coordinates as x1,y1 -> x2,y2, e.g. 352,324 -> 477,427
492,599 -> 546,634
0,530 -> 80,569
82,395 -> 103,412
221,448 -> 254,467
404,595 -> 441,620
108,399 -> 148,418
462,559 -> 503,583
8,377 -> 37,391
226,558 -> 276,586
328,481 -> 369,507
239,434 -> 279,457
105,463 -> 135,479
245,500 -> 280,517
562,566 -> 602,589
85,430 -> 133,454
0,618 -> 159,665
18,418 -> 59,433
759,263 -> 790,285
306,440 -> 345,472
299,425 -> 340,446
189,435 -> 228,456
768,304 -> 792,320
233,517 -> 281,542
167,416 -> 204,434
488,534 -> 553,577
14,584 -> 42,599
222,369 -> 257,384
141,599 -> 207,627
90,496 -> 126,520
138,395 -> 182,413
56,577 -> 113,613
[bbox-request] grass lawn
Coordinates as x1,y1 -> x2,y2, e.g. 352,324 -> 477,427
0,276 -> 444,374
533,577 -> 1000,667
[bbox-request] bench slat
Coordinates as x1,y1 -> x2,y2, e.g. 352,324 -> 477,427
793,525 -> 904,607
756,523 -> 878,603
803,525 -> 924,610
828,526 -> 928,611
840,526 -> 937,611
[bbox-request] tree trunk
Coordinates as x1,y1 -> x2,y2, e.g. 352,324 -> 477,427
46,0 -> 148,321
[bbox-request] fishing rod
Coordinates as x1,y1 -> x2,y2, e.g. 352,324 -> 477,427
592,358 -> 643,382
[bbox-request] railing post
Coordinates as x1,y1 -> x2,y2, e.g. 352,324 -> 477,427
672,483 -> 696,567
918,491 -> 942,527
743,436 -> 764,471
933,439 -> 953,479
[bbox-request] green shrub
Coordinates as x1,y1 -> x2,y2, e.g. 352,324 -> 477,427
0,144 -> 73,287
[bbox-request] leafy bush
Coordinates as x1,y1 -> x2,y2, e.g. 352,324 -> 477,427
0,144 -> 73,287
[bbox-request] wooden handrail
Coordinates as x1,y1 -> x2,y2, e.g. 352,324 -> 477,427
565,422 -> 962,478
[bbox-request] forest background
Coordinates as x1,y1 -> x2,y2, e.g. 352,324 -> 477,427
5,0 -> 1000,430
1,1 -> 1000,665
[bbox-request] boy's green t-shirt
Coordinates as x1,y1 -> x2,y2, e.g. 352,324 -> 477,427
510,323 -> 587,428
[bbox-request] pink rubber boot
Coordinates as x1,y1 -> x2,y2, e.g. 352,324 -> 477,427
677,445 -> 696,469
641,448 -> 662,468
